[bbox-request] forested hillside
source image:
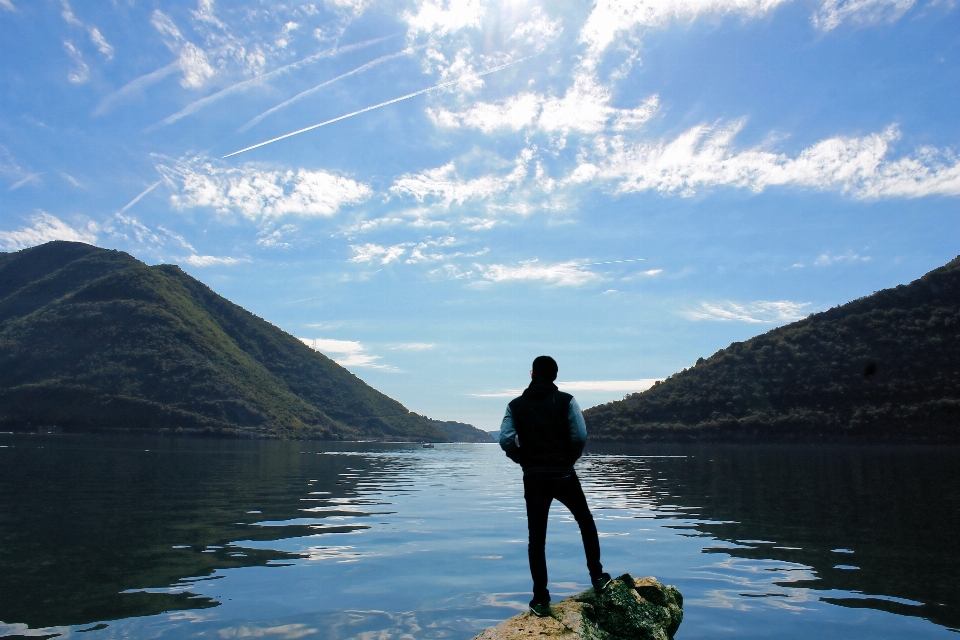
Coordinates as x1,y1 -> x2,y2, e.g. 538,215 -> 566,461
0,241 -> 447,441
584,256 -> 960,443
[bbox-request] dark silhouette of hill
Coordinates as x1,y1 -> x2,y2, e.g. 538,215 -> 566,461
426,418 -> 496,442
584,256 -> 960,443
0,241 -> 447,441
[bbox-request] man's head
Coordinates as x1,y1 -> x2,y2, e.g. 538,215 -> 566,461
531,355 -> 558,382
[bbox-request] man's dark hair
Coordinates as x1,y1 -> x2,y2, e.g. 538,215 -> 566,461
532,355 -> 558,382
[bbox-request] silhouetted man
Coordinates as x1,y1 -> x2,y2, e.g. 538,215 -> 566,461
499,355 -> 611,617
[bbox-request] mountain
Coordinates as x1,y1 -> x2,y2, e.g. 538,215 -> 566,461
426,418 -> 496,442
584,256 -> 960,443
0,241 -> 447,442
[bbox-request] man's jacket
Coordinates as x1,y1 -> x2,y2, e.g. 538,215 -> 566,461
499,380 -> 587,471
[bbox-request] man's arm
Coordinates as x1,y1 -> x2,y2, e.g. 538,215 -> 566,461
568,397 -> 587,461
499,404 -> 523,464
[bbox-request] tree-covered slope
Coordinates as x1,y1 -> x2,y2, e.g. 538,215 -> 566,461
584,257 -> 960,443
0,241 -> 447,441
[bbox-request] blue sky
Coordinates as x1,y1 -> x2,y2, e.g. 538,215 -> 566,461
1,0 -> 957,430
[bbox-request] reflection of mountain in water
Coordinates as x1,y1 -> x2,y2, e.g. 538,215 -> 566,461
586,444 -> 960,631
0,435 -> 419,629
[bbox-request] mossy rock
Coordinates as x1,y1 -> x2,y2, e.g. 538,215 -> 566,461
472,573 -> 682,640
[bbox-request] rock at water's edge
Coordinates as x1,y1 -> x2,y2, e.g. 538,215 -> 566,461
472,574 -> 683,640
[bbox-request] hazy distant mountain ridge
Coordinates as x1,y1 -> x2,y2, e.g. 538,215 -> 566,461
426,418 -> 496,442
0,241 -> 447,441
584,256 -> 960,442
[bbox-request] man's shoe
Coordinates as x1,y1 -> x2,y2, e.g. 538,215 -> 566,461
591,572 -> 612,592
529,601 -> 552,617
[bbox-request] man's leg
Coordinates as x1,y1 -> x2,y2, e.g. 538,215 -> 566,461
523,472 -> 553,604
553,473 -> 604,580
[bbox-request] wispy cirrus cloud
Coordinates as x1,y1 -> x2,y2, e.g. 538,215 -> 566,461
390,149 -> 533,207
8,173 -> 43,191
157,157 -> 371,220
390,342 -> 435,351
179,255 -> 249,267
813,0 -> 916,30
569,124 -> 960,199
63,41 -> 89,84
0,212 -> 97,251
479,259 -> 600,287
60,0 -> 113,60
349,237 -> 487,265
683,300 -> 811,323
429,76 -> 659,136
579,0 -> 791,63
404,0 -> 485,38
300,337 -> 395,370
578,0 -> 919,65
814,251 -> 871,265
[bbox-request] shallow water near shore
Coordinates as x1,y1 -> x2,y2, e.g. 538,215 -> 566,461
1,434 -> 958,639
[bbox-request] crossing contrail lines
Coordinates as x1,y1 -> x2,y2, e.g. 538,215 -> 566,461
222,56 -> 533,159
580,258 -> 645,266
238,46 -> 420,133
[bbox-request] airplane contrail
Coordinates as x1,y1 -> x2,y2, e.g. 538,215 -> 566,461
118,180 -> 162,213
238,46 -> 420,133
223,56 -> 533,158
8,173 -> 43,191
94,61 -> 179,117
147,34 -> 399,131
580,258 -> 645,266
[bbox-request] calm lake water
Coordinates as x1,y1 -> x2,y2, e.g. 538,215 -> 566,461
1,434 -> 958,639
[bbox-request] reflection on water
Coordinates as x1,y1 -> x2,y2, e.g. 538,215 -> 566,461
0,435 -> 957,639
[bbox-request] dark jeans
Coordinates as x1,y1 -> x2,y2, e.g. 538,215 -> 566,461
523,470 -> 603,603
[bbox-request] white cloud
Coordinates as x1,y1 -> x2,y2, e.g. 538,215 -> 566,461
558,379 -> 662,392
579,0 -> 791,62
405,0 -> 485,38
572,123 -> 960,199
429,77 -> 659,136
683,300 -> 811,323
479,259 -> 600,287
510,7 -> 564,46
101,213 -> 196,253
158,157 -> 372,220
642,269 -> 663,276
88,27 -> 113,60
469,388 -> 523,398
179,255 -> 247,267
349,237 -> 484,266
63,41 -> 89,84
177,42 -> 215,88
325,0 -> 369,15
391,342 -> 435,351
0,0 -> 16,12
257,224 -> 298,248
60,0 -> 82,27
150,10 -> 217,89
0,212 -> 97,251
300,337 -> 393,369
349,242 -> 408,264
814,251 -> 871,265
390,151 -> 532,207
813,0 -> 915,30
429,93 -> 541,133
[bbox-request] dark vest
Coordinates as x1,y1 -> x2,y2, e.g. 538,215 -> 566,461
509,389 -> 575,470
